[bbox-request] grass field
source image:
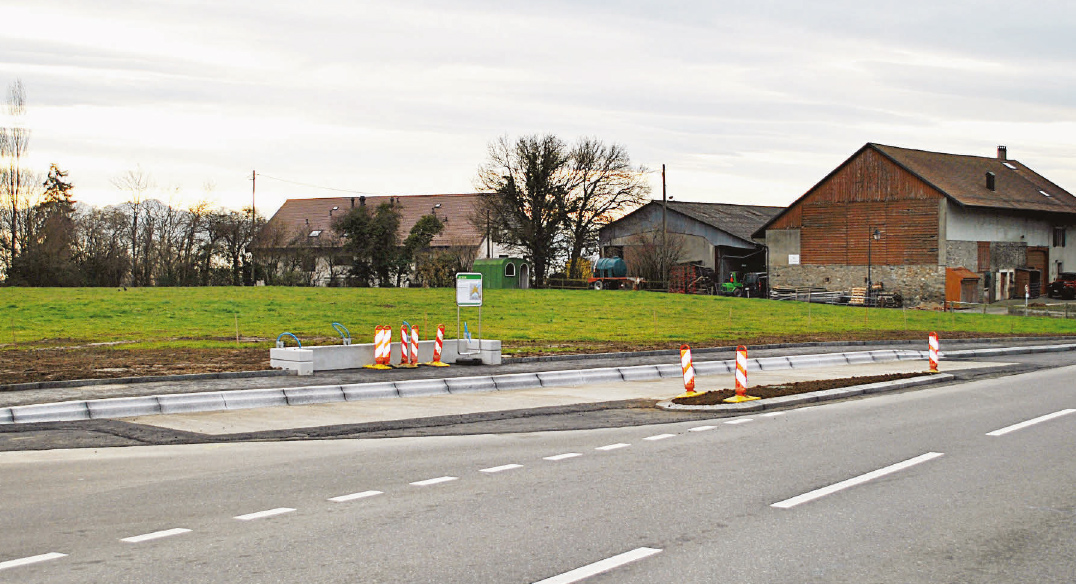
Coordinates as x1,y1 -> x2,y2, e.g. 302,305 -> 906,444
2,287 -> 1074,355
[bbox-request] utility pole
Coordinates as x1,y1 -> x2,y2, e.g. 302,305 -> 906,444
661,164 -> 667,287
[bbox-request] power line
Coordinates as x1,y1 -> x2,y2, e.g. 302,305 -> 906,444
255,173 -> 381,196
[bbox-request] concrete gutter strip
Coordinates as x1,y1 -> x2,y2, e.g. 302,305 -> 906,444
659,373 -> 957,412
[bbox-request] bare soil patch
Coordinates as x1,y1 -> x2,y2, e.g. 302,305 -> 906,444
0,347 -> 269,385
671,372 -> 938,406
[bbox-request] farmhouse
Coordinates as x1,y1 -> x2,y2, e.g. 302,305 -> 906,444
252,193 -> 511,286
598,201 -> 783,283
754,144 -> 1076,305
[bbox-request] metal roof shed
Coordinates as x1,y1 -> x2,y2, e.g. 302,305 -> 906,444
472,258 -> 530,289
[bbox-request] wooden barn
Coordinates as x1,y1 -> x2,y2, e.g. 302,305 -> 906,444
754,144 -> 1076,305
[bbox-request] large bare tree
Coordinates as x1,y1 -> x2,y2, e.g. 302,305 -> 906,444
0,80 -> 34,274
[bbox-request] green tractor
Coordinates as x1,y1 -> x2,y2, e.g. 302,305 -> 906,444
719,271 -> 744,296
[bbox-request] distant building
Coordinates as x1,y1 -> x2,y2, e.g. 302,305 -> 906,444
754,144 -> 1076,304
251,193 -> 512,286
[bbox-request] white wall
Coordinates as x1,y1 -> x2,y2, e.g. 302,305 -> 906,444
946,204 -> 1076,280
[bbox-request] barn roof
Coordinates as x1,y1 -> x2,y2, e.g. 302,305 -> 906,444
664,201 -> 784,243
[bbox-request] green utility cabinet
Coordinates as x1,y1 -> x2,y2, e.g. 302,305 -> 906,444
472,258 -> 530,289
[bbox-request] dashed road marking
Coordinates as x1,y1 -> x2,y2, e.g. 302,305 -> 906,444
761,412 -> 785,417
481,464 -> 523,473
121,528 -> 191,543
329,490 -> 383,503
987,409 -> 1076,437
595,443 -> 630,451
532,547 -> 662,584
410,476 -> 458,486
0,552 -> 67,571
772,452 -> 944,509
234,508 -> 296,521
725,418 -> 753,425
544,453 -> 582,461
643,434 -> 675,441
688,425 -> 716,432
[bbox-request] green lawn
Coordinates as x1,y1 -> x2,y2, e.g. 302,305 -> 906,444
1,287 -> 1073,353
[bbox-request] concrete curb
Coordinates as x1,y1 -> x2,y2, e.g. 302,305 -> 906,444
657,373 -> 956,412
0,369 -> 290,393
1,344 -> 1073,425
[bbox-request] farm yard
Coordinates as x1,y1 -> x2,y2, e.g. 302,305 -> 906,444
2,286 -> 1075,385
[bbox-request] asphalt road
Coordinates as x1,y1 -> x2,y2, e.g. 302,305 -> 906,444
2,361 -> 1075,582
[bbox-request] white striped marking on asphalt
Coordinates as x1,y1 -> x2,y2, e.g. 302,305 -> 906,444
644,433 -> 676,441
481,464 -> 523,473
987,409 -> 1076,437
725,418 -> 753,425
688,425 -> 716,432
544,453 -> 582,461
410,476 -> 458,486
772,452 -> 944,509
532,547 -> 663,584
0,552 -> 67,571
121,528 -> 191,543
596,443 -> 630,451
762,412 -> 785,417
329,490 -> 383,503
234,508 -> 296,521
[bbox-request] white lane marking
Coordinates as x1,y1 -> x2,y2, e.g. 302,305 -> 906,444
644,433 -> 675,441
772,452 -> 944,509
596,443 -> 630,451
689,425 -> 716,432
329,490 -> 383,503
121,528 -> 191,543
410,476 -> 458,486
532,547 -> 663,584
481,464 -> 523,473
234,507 -> 296,521
725,418 -> 753,425
544,453 -> 582,461
0,552 -> 67,571
987,409 -> 1076,437
762,412 -> 785,418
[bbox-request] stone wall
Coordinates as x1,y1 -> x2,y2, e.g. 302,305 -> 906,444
769,264 -> 946,305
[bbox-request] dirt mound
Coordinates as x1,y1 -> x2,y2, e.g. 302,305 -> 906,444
671,372 -> 937,405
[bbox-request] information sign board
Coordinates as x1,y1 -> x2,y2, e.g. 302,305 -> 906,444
456,273 -> 483,307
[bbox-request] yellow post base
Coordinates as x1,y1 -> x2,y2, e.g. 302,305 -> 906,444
393,364 -> 419,369
363,364 -> 393,370
723,394 -> 761,403
675,391 -> 698,399
424,361 -> 451,367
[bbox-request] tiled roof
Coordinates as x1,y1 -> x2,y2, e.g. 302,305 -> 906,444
664,201 -> 784,243
254,193 -> 488,249
872,143 -> 1076,213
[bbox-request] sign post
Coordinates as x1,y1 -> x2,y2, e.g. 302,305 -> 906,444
456,273 -> 483,357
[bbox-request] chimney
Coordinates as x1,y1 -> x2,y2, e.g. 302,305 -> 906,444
986,171 -> 996,191
997,145 -> 1007,161
359,195 -> 366,206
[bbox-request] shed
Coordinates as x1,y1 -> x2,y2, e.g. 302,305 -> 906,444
472,258 -> 530,289
946,266 -> 981,304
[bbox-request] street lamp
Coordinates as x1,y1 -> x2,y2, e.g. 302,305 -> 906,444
867,227 -> 881,304
432,203 -> 441,217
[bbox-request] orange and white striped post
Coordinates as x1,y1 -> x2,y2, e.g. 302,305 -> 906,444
679,344 -> 697,396
398,324 -> 411,367
364,326 -> 392,370
410,325 -> 420,366
928,331 -> 939,372
426,324 -> 450,367
724,345 -> 760,403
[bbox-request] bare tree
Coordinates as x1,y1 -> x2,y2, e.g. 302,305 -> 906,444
625,229 -> 685,283
111,167 -> 154,286
0,80 -> 33,275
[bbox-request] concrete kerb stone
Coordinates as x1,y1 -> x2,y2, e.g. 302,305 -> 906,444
756,356 -> 793,371
393,379 -> 449,398
693,360 -> 732,375
618,365 -> 661,382
342,382 -> 399,401
284,385 -> 345,405
654,363 -> 683,378
157,393 -> 227,415
445,376 -> 498,394
843,351 -> 877,365
492,373 -> 542,391
221,389 -> 288,410
658,373 -> 956,412
87,396 -> 162,419
0,407 -> 11,423
578,367 -> 626,384
11,401 -> 91,423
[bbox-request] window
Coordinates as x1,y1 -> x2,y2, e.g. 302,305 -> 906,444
504,262 -> 516,277
309,230 -> 322,237
1054,227 -> 1066,248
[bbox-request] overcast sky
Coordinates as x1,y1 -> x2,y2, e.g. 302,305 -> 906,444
3,0 -> 1076,217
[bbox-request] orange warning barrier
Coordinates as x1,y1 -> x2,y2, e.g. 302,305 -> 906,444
929,331 -> 939,372
398,324 -> 411,367
724,345 -> 759,403
365,325 -> 393,370
426,324 -> 450,367
680,344 -> 696,395
410,325 -> 420,366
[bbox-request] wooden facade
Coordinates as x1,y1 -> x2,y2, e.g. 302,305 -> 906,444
769,148 -> 941,266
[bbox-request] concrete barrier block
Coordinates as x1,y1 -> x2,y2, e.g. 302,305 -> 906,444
618,365 -> 661,381
87,396 -> 161,419
221,389 -> 288,410
492,373 -> 541,391
269,348 -> 313,362
11,401 -> 90,423
579,368 -> 624,384
654,364 -> 684,378
394,379 -> 449,398
693,360 -> 731,375
0,408 -> 11,424
284,385 -> 345,405
342,382 -> 399,401
537,370 -> 588,387
157,393 -> 227,414
756,356 -> 793,371
445,376 -> 497,394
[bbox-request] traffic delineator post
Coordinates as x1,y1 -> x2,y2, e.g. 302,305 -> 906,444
929,331 -> 939,372
426,324 -> 450,367
724,345 -> 760,403
410,325 -> 420,366
675,344 -> 697,398
364,325 -> 393,370
396,323 -> 417,368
